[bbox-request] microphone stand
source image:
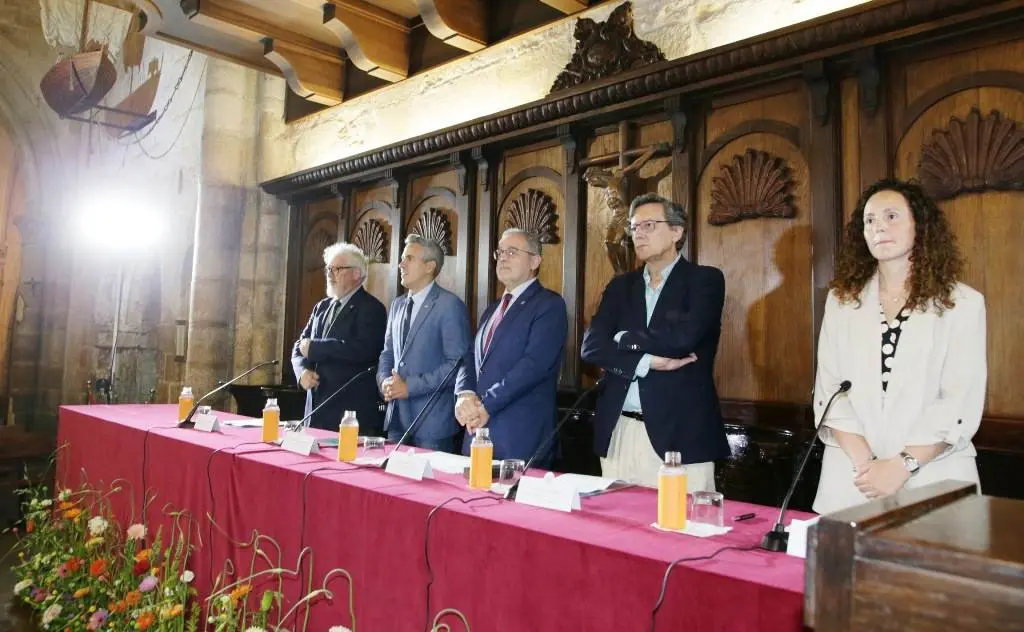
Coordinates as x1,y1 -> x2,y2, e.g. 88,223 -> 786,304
180,360 -> 279,427
286,365 -> 377,433
760,380 -> 852,552
381,359 -> 462,469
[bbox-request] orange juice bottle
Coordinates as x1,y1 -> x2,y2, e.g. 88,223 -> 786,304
262,398 -> 280,443
469,428 -> 493,490
657,451 -> 687,530
177,387 -> 194,422
337,410 -> 359,462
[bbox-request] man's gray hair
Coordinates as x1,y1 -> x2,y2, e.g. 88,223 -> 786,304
405,234 -> 445,276
501,228 -> 542,257
628,192 -> 688,251
323,242 -> 369,282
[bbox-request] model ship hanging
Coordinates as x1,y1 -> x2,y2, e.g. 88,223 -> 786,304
38,0 -> 156,133
549,1 -> 666,94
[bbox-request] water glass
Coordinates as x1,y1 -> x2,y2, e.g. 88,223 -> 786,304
499,459 -> 526,485
688,491 -> 725,527
359,436 -> 385,455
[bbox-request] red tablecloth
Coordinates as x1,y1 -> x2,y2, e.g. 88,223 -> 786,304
56,405 -> 809,632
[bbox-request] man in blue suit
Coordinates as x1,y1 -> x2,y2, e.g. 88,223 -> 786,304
581,193 -> 729,491
293,242 -> 386,433
455,228 -> 568,463
379,235 -> 470,452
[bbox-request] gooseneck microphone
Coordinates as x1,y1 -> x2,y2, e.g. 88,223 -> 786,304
288,365 -> 377,432
505,375 -> 607,501
760,379 -> 852,552
180,360 -> 280,427
381,359 -> 463,469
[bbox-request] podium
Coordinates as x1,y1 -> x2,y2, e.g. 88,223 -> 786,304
805,480 -> 1024,631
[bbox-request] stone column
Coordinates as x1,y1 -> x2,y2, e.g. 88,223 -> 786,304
184,59 -> 259,403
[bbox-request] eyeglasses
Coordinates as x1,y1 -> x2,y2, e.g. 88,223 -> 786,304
493,247 -> 538,260
627,220 -> 675,235
326,265 -> 356,275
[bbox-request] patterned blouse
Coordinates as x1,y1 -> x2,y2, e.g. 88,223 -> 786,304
881,305 -> 911,392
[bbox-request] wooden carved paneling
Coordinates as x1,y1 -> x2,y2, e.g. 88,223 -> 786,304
708,149 -> 797,226
412,207 -> 454,255
549,1 -> 665,93
352,218 -> 390,263
505,188 -> 560,244
303,225 -> 335,271
918,107 -> 1024,200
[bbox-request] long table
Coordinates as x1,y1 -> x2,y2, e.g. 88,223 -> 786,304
56,405 -> 809,631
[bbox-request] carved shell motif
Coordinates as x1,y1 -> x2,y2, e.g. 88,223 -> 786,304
919,107 -> 1024,200
303,226 -> 335,271
506,188 -> 560,244
708,149 -> 797,226
412,208 -> 454,255
352,219 -> 389,264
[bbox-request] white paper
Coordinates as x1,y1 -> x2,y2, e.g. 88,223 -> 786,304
650,522 -> 733,538
515,473 -> 581,512
423,452 -> 472,474
553,473 -> 620,496
384,449 -> 434,481
785,516 -> 820,558
221,418 -> 264,428
354,456 -> 387,466
193,413 -> 221,433
280,431 -> 320,456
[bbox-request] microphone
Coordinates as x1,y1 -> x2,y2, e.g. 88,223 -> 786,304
180,360 -> 279,427
287,365 -> 377,432
760,379 -> 852,552
381,358 -> 462,469
505,375 -> 607,501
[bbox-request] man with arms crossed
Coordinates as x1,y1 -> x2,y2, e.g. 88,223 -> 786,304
581,193 -> 729,490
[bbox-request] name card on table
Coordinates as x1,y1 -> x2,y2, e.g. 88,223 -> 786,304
514,472 -> 581,512
786,517 -> 820,558
384,449 -> 434,481
280,431 -> 320,456
193,408 -> 221,433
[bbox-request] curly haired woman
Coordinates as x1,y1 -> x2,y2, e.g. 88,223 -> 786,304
812,178 -> 986,514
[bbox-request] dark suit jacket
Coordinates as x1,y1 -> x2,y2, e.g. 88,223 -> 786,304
581,258 -> 730,464
291,287 -> 386,432
378,283 -> 471,443
455,280 -> 568,462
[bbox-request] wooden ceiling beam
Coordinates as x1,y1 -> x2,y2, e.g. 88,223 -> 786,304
537,0 -> 590,13
263,37 -> 344,106
124,0 -> 163,35
415,0 -> 488,52
323,1 -> 410,83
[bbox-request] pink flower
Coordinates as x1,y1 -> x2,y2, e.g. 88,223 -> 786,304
87,608 -> 109,630
139,575 -> 159,593
126,523 -> 147,540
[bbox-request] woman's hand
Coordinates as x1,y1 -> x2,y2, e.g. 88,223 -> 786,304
854,457 -> 911,499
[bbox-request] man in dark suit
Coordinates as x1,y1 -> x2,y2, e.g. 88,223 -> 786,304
378,235 -> 470,452
455,228 -> 568,462
581,193 -> 728,490
292,242 -> 386,433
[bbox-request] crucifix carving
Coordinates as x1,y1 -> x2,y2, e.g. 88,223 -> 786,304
583,127 -> 667,274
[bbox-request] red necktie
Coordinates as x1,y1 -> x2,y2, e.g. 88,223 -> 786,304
483,293 -> 512,356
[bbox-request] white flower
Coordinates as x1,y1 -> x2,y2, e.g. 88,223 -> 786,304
180,569 -> 195,583
126,523 -> 147,540
57,489 -> 70,501
87,516 -> 108,536
328,627 -> 353,632
244,628 -> 266,632
41,604 -> 62,626
40,499 -> 52,507
13,579 -> 31,595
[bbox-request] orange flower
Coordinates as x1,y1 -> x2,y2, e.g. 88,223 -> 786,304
229,584 -> 252,605
134,549 -> 151,563
26,520 -> 34,533
125,591 -> 142,606
73,587 -> 90,599
108,600 -> 127,614
58,501 -> 75,511
90,559 -> 107,577
65,557 -> 83,573
63,508 -> 82,520
169,604 -> 183,617
150,565 -> 161,577
136,611 -> 155,630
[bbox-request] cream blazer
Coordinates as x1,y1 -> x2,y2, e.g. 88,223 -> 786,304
812,276 -> 986,515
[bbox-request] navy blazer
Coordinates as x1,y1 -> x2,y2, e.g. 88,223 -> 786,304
581,258 -> 730,464
378,283 -> 471,443
455,281 -> 568,462
291,287 -> 386,432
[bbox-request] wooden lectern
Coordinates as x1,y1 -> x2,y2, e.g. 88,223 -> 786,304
805,480 -> 1024,631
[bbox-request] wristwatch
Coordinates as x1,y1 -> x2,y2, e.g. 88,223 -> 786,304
899,451 -> 920,476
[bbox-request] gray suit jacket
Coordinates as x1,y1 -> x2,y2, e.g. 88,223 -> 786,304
378,283 -> 471,442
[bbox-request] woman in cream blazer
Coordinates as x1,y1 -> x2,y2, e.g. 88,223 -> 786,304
812,179 -> 986,515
